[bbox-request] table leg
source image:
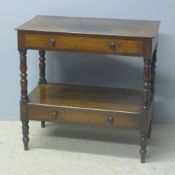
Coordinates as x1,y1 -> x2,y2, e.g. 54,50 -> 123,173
41,121 -> 45,128
140,134 -> 147,163
39,50 -> 47,127
39,50 -> 47,84
19,49 -> 28,102
148,47 -> 157,138
19,49 -> 29,150
140,55 -> 152,162
22,121 -> 29,150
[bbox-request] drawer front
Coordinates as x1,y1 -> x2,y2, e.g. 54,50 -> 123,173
24,33 -> 143,55
28,105 -> 139,129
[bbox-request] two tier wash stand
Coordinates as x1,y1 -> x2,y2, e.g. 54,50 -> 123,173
16,16 -> 160,163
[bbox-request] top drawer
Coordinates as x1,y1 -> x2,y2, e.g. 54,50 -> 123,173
24,33 -> 143,55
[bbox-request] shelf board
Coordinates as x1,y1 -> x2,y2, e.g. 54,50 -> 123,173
28,83 -> 143,114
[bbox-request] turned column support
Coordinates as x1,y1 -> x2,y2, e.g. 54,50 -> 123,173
140,58 -> 152,162
147,46 -> 157,138
19,49 -> 29,102
19,49 -> 29,150
143,59 -> 152,111
39,50 -> 47,84
39,50 -> 47,127
150,47 -> 157,98
140,43 -> 153,162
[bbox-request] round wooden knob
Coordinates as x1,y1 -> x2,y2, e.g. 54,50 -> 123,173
51,111 -> 57,119
49,39 -> 56,47
107,116 -> 114,124
109,42 -> 117,51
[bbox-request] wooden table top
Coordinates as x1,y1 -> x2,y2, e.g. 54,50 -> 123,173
16,15 -> 160,38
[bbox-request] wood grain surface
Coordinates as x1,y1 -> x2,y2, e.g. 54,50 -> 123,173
16,15 -> 160,38
28,83 -> 143,113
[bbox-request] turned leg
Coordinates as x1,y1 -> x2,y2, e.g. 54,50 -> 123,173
148,47 -> 157,138
150,47 -> 157,97
143,60 -> 151,110
140,113 -> 149,163
140,134 -> 147,163
140,114 -> 149,163
41,121 -> 45,128
19,49 -> 29,150
20,49 -> 28,102
39,50 -> 47,127
140,56 -> 152,163
147,121 -> 152,138
22,121 -> 29,150
39,50 -> 47,84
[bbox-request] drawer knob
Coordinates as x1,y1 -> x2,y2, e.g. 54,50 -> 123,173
49,39 -> 56,47
107,116 -> 114,124
109,42 -> 117,51
51,111 -> 57,119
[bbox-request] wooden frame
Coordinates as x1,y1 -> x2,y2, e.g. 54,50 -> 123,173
16,15 -> 160,163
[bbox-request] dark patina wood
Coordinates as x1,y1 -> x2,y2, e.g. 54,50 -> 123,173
151,47 -> 157,96
16,15 -> 160,163
38,50 -> 47,127
19,49 -> 29,150
147,47 -> 157,138
19,49 -> 28,102
22,121 -> 29,150
29,83 -> 143,113
38,50 -> 47,84
41,121 -> 45,128
16,15 -> 160,38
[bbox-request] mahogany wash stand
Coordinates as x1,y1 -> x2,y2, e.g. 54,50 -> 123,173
16,15 -> 160,163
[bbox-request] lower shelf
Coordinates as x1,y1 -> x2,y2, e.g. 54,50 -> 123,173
29,83 -> 143,113
27,83 -> 144,129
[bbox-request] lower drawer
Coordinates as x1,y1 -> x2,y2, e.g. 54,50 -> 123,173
27,105 -> 140,129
